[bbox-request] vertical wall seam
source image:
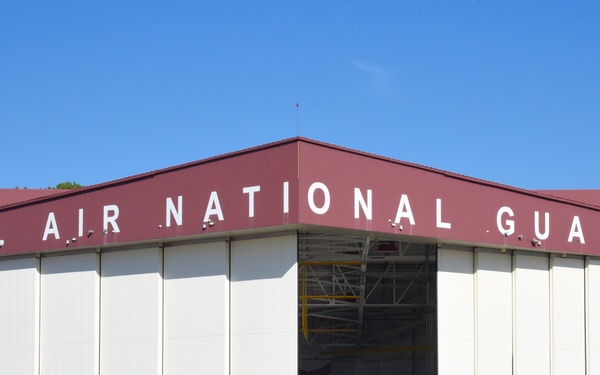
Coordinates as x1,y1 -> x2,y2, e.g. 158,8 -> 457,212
296,231 -> 300,375
435,246 -> 439,375
585,257 -> 590,375
512,252 -> 517,375
473,250 -> 479,375
228,239 -> 232,375
36,256 -> 41,375
96,251 -> 102,375
510,251 -> 514,375
297,141 -> 300,180
160,245 -> 164,375
549,256 -> 554,375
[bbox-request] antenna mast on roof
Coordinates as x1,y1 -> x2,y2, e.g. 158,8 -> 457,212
296,102 -> 300,136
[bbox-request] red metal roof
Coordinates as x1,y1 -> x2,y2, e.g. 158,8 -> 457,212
0,189 -> 68,207
536,190 -> 600,208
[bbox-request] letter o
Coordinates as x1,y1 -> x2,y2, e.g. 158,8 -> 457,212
308,182 -> 330,215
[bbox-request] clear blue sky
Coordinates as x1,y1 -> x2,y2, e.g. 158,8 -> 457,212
2,2 -> 599,190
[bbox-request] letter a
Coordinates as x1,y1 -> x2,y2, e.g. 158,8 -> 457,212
568,216 -> 585,244
204,191 -> 224,222
43,212 -> 60,240
394,194 -> 415,225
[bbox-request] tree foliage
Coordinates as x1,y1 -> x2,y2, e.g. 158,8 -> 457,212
54,181 -> 84,190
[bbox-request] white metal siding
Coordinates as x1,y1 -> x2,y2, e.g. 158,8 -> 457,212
439,249 -> 593,374
100,247 -> 163,375
163,242 -> 229,374
3,237 -> 597,373
587,258 -> 600,375
0,257 -> 40,375
550,257 -> 585,375
513,252 -> 550,374
437,247 -> 474,375
40,253 -> 100,375
230,235 -> 297,375
474,250 -> 512,375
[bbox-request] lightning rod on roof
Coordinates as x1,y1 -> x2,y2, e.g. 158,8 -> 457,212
296,102 -> 299,136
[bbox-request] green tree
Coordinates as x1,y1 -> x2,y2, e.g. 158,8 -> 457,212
54,181 -> 84,190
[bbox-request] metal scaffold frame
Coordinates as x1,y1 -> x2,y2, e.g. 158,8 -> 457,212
298,232 -> 437,355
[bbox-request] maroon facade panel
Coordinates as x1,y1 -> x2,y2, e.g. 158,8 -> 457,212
1,138 -> 599,256
0,141 -> 300,256
297,141 -> 598,255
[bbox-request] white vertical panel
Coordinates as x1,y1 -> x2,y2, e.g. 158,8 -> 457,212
474,251 -> 512,375
437,247 -> 474,375
550,256 -> 585,375
230,235 -> 297,375
587,258 -> 600,375
513,252 -> 550,374
164,242 -> 229,375
40,253 -> 100,375
100,247 -> 162,375
0,257 -> 40,375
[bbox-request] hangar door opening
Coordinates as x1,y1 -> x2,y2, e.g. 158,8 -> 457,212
298,232 -> 437,374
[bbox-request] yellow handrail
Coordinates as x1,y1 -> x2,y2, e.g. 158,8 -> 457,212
301,264 -> 308,342
300,261 -> 363,266
300,262 -> 363,343
299,295 -> 360,299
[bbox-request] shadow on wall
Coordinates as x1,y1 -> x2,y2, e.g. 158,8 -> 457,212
41,252 -> 97,275
100,247 -> 161,277
164,242 -> 228,279
32,234 -> 297,280
230,235 -> 297,281
0,256 -> 38,272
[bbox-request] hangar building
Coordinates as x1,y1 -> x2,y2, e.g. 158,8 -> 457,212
1,138 -> 599,374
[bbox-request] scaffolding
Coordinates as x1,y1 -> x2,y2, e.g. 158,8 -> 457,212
298,232 -> 437,358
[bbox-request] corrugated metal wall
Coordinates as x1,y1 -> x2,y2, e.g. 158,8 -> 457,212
588,258 -> 600,373
230,237 -> 298,374
9,235 -> 598,374
164,242 -> 230,374
438,246 -> 597,375
0,234 -> 297,375
0,257 -> 40,375
41,253 -> 99,375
